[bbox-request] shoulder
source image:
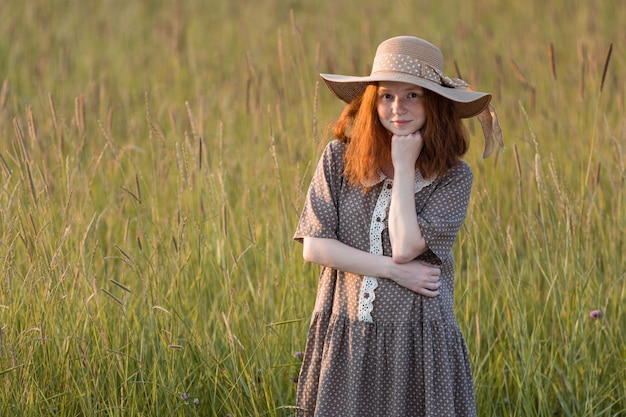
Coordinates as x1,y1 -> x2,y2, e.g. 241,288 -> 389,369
309,140 -> 348,187
432,160 -> 473,191
444,160 -> 473,180
323,139 -> 347,157
319,139 -> 347,168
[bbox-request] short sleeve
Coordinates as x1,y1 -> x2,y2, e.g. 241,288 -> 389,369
417,161 -> 473,261
294,141 -> 346,243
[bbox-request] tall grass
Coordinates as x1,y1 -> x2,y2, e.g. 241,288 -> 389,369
1,0 -> 624,415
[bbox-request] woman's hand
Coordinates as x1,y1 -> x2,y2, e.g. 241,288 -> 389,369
391,131 -> 423,170
390,259 -> 441,297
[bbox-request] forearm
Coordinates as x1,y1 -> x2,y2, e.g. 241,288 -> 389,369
388,166 -> 427,263
302,237 -> 395,279
302,236 -> 442,297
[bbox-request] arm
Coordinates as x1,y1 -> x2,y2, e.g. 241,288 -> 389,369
303,236 -> 441,297
388,133 -> 428,263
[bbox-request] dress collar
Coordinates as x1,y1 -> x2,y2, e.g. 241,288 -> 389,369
361,169 -> 436,192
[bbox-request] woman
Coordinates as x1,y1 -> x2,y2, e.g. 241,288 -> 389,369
294,36 -> 502,416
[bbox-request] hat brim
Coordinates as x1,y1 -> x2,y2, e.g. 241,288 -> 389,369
320,72 -> 491,119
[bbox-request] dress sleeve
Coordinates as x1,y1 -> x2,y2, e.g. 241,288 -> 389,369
417,161 -> 473,262
293,141 -> 345,243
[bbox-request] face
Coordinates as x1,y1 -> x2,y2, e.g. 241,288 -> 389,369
376,81 -> 426,136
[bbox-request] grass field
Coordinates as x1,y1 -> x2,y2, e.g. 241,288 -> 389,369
1,0 -> 624,415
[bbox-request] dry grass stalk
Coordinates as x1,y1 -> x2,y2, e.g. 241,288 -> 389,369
75,95 -> 85,133
121,185 -> 141,203
109,279 -> 132,293
48,93 -> 58,132
513,144 -> 524,208
168,345 -> 184,350
246,51 -> 257,80
12,118 -> 28,163
181,132 -> 191,188
185,101 -> 198,139
0,154 -> 11,177
0,79 -> 8,110
276,102 -> 284,133
277,28 -> 285,74
548,42 -> 557,81
107,107 -> 114,132
222,202 -> 228,239
290,8 -> 300,35
246,77 -> 252,115
513,144 -> 522,180
101,287 -> 124,309
600,43 -> 613,93
198,136 -> 203,171
135,173 -> 142,204
27,106 -> 37,141
152,305 -> 170,314
508,59 -> 529,85
47,93 -> 63,151
13,118 -> 37,204
113,243 -> 132,263
171,235 -> 178,254
534,153 -> 543,193
145,92 -> 154,142
508,59 -> 535,113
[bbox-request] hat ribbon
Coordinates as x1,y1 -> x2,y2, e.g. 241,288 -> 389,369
441,73 -> 504,159
431,68 -> 504,158
461,83 -> 504,158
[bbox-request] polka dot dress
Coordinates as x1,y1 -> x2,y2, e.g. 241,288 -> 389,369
294,140 -> 476,417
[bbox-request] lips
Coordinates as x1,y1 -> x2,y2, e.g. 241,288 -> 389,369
392,120 -> 411,126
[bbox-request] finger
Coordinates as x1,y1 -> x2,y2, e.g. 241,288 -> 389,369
419,288 -> 440,298
413,273 -> 438,284
426,280 -> 441,290
418,260 -> 441,269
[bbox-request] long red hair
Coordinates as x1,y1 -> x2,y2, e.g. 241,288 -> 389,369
333,83 -> 469,187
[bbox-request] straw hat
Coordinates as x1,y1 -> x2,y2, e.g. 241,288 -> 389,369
320,36 -> 503,156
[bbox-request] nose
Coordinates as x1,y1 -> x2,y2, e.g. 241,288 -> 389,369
392,97 -> 406,114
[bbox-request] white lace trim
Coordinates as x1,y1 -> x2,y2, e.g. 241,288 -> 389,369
357,171 -> 435,323
413,169 -> 435,193
358,178 -> 392,322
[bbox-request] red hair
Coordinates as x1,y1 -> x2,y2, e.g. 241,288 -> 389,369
333,83 -> 469,187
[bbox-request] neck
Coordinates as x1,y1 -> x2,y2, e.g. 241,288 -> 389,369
381,160 -> 394,179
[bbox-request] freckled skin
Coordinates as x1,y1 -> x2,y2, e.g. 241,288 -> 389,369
376,81 -> 426,136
